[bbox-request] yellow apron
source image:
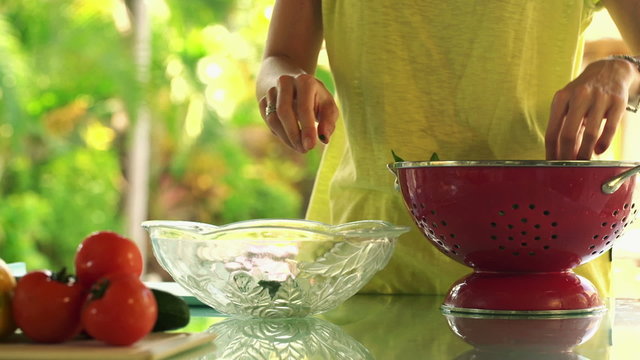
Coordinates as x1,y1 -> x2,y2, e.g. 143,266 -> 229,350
307,0 -> 611,295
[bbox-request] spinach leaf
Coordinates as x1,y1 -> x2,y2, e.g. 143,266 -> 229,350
391,150 -> 405,162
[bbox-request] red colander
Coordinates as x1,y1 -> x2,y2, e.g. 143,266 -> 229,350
445,312 -> 603,359
389,160 -> 640,314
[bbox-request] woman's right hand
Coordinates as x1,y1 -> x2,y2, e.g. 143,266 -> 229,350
259,73 -> 338,153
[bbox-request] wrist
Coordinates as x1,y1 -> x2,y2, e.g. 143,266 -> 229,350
609,55 -> 640,112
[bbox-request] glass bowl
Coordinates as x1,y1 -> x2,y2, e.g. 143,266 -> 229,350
142,219 -> 408,318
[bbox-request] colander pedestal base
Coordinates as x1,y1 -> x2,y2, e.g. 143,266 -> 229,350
442,271 -> 604,315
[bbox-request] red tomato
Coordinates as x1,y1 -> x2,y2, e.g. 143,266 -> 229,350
75,231 -> 143,288
12,269 -> 86,343
82,273 -> 157,346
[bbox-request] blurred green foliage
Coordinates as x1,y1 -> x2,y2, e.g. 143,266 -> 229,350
0,0 -> 330,274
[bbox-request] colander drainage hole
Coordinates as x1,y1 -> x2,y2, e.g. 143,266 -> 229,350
551,222 -> 558,227
498,210 -> 505,216
543,245 -> 550,250
521,218 -> 528,223
521,242 -> 527,247
534,224 -> 541,229
521,231 -> 527,235
529,204 -> 536,210
603,235 -> 609,240
606,241 -> 611,245
441,220 -> 448,226
454,244 -> 460,249
589,245 -> 596,249
491,222 -> 497,227
507,224 -> 514,229
499,245 -> 505,250
529,251 -> 535,256
611,223 -> 618,229
593,235 -> 599,239
490,235 -> 497,240
512,204 -> 519,210
543,210 -> 551,216
534,236 -> 541,240
613,210 -> 619,216
551,234 -> 558,239
450,233 -> 456,238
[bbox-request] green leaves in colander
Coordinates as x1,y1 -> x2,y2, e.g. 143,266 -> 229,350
391,150 -> 440,162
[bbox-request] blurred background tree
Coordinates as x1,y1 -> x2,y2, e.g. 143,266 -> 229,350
0,0 -> 332,277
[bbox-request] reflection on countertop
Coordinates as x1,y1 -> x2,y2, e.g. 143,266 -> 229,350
189,296 -> 640,360
203,317 -> 372,360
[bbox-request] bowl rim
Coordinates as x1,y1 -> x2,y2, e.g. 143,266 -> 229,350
390,160 -> 640,169
142,219 -> 410,240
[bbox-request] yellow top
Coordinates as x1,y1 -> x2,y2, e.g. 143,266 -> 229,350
307,0 -> 611,295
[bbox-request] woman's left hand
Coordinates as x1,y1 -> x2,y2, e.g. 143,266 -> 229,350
545,58 -> 638,160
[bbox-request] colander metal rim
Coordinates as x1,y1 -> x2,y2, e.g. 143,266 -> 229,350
391,160 -> 640,169
440,304 -> 608,317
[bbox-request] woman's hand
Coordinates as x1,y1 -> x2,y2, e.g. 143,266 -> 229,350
545,58 -> 639,160
259,73 -> 338,153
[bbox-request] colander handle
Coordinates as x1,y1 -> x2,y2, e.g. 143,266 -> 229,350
602,165 -> 640,194
386,163 -> 400,191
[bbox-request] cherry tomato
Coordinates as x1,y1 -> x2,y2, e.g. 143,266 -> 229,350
82,273 -> 157,346
75,231 -> 143,288
12,269 -> 86,343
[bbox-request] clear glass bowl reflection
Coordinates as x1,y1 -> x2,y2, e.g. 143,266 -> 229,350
203,317 -> 373,360
142,219 -> 408,317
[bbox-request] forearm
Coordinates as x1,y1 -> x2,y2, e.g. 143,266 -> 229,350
255,0 -> 323,101
603,0 -> 640,98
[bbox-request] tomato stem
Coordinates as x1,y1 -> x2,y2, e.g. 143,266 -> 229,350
51,267 -> 75,284
90,279 -> 110,300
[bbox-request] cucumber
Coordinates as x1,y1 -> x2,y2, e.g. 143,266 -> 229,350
151,288 -> 190,332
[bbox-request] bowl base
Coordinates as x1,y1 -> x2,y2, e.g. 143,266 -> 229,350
442,271 -> 604,315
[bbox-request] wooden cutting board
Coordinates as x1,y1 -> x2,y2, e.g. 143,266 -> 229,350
0,332 -> 216,360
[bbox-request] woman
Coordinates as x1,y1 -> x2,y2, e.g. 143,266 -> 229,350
255,0 -> 640,295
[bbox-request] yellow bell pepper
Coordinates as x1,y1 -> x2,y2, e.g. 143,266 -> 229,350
0,258 -> 17,339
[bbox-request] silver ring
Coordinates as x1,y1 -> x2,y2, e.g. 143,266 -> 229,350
265,103 -> 277,116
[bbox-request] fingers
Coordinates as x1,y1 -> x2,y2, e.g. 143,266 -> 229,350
316,94 -> 338,144
545,91 -> 569,160
595,98 -> 626,155
276,76 -> 306,152
557,92 -> 590,160
547,89 -> 626,160
576,98 -> 606,160
263,87 -> 295,150
294,74 -> 319,151
259,74 -> 339,153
